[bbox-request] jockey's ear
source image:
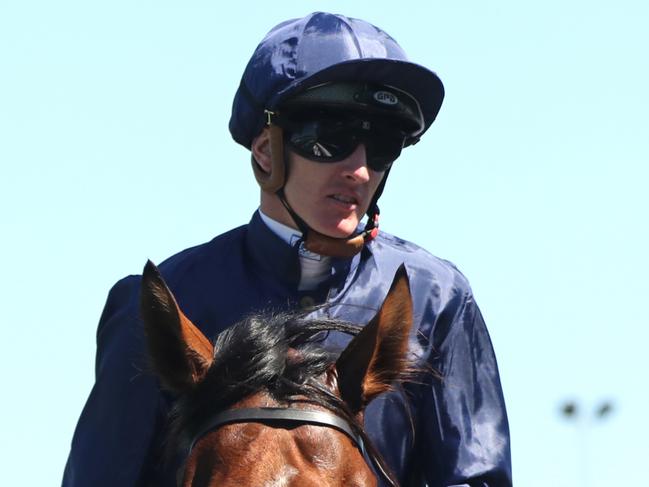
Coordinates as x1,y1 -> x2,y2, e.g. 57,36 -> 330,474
335,265 -> 413,413
251,127 -> 273,173
140,260 -> 213,392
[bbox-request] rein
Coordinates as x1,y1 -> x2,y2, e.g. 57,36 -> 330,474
189,406 -> 398,487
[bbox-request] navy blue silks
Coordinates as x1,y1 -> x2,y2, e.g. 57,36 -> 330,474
62,212 -> 512,486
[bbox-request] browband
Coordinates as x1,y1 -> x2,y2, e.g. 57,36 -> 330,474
188,406 -> 399,487
189,407 -> 364,455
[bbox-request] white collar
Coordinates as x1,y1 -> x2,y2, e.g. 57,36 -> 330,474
258,210 -> 332,291
259,209 -> 301,246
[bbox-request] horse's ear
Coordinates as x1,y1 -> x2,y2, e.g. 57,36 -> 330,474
335,264 -> 413,413
140,260 -> 214,393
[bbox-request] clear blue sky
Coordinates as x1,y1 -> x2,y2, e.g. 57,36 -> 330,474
1,1 -> 647,485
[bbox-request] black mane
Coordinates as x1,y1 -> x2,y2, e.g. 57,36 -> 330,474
169,310 -> 363,451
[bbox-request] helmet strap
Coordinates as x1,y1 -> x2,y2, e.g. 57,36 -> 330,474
276,188 -> 380,258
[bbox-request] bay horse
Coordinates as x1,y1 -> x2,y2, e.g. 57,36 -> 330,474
140,260 -> 414,487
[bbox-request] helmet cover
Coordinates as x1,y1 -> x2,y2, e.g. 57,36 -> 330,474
229,12 -> 445,148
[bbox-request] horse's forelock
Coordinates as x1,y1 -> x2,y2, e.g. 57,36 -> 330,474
167,311 -> 361,450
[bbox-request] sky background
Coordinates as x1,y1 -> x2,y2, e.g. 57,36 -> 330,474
1,1 -> 647,485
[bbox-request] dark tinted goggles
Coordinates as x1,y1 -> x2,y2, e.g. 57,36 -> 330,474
283,117 -> 406,172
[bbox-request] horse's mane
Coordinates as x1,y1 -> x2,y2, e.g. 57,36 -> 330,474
167,310 -> 367,452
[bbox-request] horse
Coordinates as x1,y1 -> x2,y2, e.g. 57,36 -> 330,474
140,260 -> 415,487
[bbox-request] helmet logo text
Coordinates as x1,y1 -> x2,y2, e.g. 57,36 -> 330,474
373,91 -> 398,106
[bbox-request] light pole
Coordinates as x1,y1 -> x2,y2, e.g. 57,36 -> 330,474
560,399 -> 615,487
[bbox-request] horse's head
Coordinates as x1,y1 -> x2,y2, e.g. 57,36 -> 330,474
140,261 -> 413,487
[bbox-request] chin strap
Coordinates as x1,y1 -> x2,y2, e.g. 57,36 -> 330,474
277,188 -> 380,258
253,111 -> 388,258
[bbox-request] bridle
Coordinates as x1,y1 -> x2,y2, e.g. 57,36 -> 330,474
188,406 -> 398,486
189,407 -> 364,453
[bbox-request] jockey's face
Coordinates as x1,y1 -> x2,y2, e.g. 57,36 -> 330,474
282,144 -> 385,238
253,127 -> 386,239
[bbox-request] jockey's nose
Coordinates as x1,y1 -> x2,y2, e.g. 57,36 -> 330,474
340,144 -> 371,183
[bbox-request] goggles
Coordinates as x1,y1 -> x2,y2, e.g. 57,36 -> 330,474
281,115 -> 407,173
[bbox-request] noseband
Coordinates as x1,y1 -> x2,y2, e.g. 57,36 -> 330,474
189,406 -> 397,486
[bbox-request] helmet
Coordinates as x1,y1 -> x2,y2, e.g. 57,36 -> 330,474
229,12 -> 444,148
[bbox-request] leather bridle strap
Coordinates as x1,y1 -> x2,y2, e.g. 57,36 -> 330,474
189,407 -> 365,455
188,406 -> 399,487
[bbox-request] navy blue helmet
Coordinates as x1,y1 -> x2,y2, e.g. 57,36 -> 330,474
229,12 -> 445,149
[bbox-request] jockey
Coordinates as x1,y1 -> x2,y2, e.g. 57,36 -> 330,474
63,12 -> 511,487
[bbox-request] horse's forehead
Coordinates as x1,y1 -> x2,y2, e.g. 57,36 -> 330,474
183,393 -> 375,486
293,424 -> 349,468
192,423 -> 372,486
